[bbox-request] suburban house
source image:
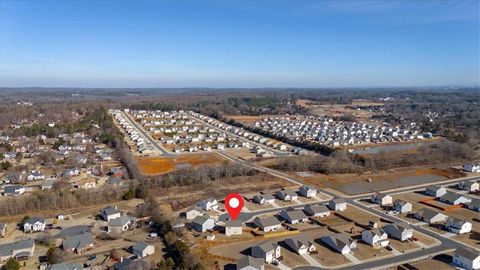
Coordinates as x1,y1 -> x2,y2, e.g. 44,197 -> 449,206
284,237 -> 316,255
279,209 -> 309,224
27,172 -> 45,181
321,234 -> 357,255
439,192 -> 471,205
236,256 -> 265,270
75,178 -> 96,189
298,185 -> 317,198
62,232 -> 94,253
225,220 -> 243,236
425,185 -> 447,197
304,204 -> 330,217
3,185 -> 26,196
453,247 -> 480,270
468,198 -> 480,212
463,163 -> 480,173
458,180 -> 480,192
184,206 -> 203,220
62,168 -> 80,177
328,198 -> 347,211
275,190 -> 298,201
251,241 -> 281,263
253,194 -> 275,205
371,193 -> 393,206
362,229 -> 389,247
131,242 -> 155,258
191,215 -> 215,232
446,218 -> 472,235
0,223 -> 5,237
253,217 -> 282,232
414,208 -> 448,224
107,215 -> 133,234
197,198 -> 218,211
100,206 -> 122,221
393,200 -> 413,213
0,239 -> 35,262
384,223 -> 413,241
23,217 -> 46,233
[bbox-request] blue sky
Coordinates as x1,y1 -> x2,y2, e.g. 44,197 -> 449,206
0,0 -> 478,88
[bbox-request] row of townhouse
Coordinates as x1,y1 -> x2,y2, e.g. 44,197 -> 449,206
253,115 -> 429,147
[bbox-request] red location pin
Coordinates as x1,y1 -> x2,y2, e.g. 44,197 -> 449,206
225,193 -> 244,221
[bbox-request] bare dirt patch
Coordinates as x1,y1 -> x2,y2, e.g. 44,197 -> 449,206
136,153 -> 226,175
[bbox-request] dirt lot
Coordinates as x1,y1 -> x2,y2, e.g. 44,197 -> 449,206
136,153 -> 226,175
295,99 -> 378,121
354,242 -> 393,261
156,173 -> 297,212
284,167 -> 463,195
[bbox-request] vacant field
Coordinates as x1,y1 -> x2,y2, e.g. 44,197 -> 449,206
137,153 -> 226,175
288,167 -> 463,195
225,114 -> 266,124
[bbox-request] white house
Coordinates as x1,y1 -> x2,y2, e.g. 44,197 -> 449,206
131,242 -> 155,258
23,217 -> 46,233
328,198 -> 347,211
463,163 -> 480,173
252,194 -> 275,205
225,220 -> 243,236
275,190 -> 298,201
251,241 -> 281,263
100,206 -> 121,221
191,215 -> 215,232
198,198 -> 218,211
439,192 -> 471,205
371,193 -> 393,206
458,180 -> 480,192
279,209 -> 309,224
304,204 -> 330,217
108,215 -> 132,234
384,223 -> 413,241
321,234 -> 357,255
453,247 -> 480,270
298,185 -> 317,198
446,218 -> 472,235
284,237 -> 316,255
393,200 -> 412,213
362,229 -> 389,247
414,208 -> 448,224
253,217 -> 282,232
184,206 -> 203,220
425,185 -> 447,197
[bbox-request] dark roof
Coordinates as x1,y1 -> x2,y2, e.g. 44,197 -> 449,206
24,216 -> 46,225
455,247 -> 480,260
62,232 -> 93,250
108,215 -> 131,227
237,256 -> 264,270
55,225 -> 91,239
132,242 -> 150,252
0,239 -> 34,257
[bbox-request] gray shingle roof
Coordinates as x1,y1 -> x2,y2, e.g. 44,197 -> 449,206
0,239 -> 34,257
132,242 -> 149,253
108,215 -> 130,227
237,256 -> 264,270
24,216 -> 46,225
455,247 -> 480,260
62,232 -> 93,251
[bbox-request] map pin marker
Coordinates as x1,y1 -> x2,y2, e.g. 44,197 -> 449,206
225,193 -> 244,221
